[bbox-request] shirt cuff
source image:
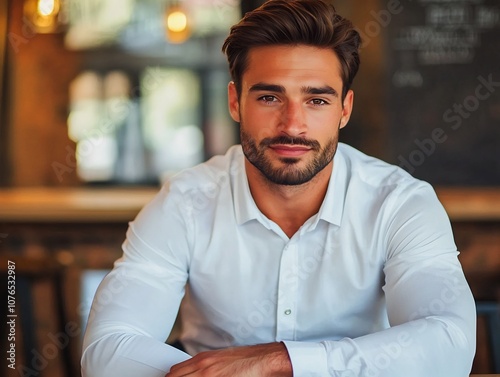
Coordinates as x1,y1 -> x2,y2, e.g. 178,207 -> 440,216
282,340 -> 330,377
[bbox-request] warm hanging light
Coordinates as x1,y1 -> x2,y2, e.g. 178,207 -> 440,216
167,10 -> 188,33
24,0 -> 62,33
37,0 -> 57,17
164,1 -> 191,44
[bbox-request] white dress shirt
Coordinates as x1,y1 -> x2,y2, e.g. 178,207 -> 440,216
81,143 -> 476,377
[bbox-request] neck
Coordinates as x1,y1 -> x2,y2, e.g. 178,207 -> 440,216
245,160 -> 333,238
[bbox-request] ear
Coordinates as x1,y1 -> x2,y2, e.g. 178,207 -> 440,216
340,89 -> 354,129
228,81 -> 240,122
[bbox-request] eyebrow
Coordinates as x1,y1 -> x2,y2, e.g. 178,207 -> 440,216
249,82 -> 339,97
249,83 -> 285,93
303,86 -> 338,97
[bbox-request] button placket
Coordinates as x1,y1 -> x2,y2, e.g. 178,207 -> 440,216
276,242 -> 299,341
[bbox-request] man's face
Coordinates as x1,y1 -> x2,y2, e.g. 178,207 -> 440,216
228,45 -> 353,186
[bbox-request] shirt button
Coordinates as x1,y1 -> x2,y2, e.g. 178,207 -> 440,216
284,309 -> 292,315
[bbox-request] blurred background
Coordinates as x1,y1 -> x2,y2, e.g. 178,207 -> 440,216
0,0 -> 499,376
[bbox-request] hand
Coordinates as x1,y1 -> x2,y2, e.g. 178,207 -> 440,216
165,342 -> 292,377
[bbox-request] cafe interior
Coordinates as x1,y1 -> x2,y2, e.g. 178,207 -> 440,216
0,0 -> 499,376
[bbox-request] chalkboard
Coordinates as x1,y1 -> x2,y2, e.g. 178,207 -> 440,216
386,0 -> 500,185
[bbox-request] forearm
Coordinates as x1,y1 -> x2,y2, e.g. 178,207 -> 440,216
80,254 -> 189,376
266,342 -> 294,377
336,316 -> 473,376
82,332 -> 191,377
284,314 -> 474,377
284,264 -> 476,377
165,342 -> 292,377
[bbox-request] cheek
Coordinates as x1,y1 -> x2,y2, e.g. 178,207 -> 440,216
306,111 -> 340,131
241,108 -> 278,141
306,113 -> 341,142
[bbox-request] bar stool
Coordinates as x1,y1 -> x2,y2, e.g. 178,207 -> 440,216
0,253 -> 75,376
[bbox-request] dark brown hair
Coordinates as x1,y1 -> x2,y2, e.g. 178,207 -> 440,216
222,0 -> 361,100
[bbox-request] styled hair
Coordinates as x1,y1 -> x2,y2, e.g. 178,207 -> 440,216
222,0 -> 361,100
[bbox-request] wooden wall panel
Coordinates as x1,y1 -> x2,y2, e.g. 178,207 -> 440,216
7,0 -> 82,186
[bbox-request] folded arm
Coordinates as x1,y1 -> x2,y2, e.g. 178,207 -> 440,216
81,256 -> 192,377
283,185 -> 476,376
82,185 -> 193,377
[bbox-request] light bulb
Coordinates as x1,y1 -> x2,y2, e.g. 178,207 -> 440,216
167,10 -> 188,33
37,0 -> 57,17
164,3 -> 191,43
24,0 -> 61,33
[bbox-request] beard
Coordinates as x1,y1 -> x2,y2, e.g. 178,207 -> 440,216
240,126 -> 339,186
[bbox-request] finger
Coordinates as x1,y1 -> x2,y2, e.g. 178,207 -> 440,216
166,359 -> 198,377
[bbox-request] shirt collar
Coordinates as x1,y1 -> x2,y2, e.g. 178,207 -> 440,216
314,144 -> 347,227
233,144 -> 348,228
233,148 -> 263,226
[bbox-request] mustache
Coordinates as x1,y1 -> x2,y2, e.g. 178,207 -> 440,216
260,136 -> 321,151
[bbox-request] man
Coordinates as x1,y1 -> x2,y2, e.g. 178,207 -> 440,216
81,1 -> 476,376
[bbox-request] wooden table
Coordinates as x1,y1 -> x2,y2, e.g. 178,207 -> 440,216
0,186 -> 499,222
0,186 -> 158,223
436,187 -> 500,221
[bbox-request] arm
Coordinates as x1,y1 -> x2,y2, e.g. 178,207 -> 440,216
163,184 -> 475,377
166,342 -> 292,377
282,184 -> 476,376
81,185 -> 192,377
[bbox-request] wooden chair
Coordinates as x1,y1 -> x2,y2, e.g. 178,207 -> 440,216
0,253 -> 75,376
476,301 -> 500,373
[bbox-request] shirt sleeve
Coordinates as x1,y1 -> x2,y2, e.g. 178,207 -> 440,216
81,183 -> 193,377
283,183 -> 476,377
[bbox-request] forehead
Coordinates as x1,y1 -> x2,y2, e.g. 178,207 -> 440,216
243,45 -> 343,90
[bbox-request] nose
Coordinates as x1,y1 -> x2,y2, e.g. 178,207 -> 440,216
278,101 -> 307,136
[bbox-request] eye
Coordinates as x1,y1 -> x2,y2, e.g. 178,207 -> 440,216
309,98 -> 329,106
258,95 -> 278,105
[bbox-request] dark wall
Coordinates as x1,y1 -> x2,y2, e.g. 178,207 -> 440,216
241,0 -> 266,15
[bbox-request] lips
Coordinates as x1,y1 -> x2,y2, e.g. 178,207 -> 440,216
269,144 -> 311,157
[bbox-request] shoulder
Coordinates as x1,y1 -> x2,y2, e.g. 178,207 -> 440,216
145,146 -> 244,221
165,145 -> 243,195
337,145 -> 454,257
132,146 -> 243,242
338,143 -> 433,196
338,143 -> 417,187
337,143 -> 441,219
